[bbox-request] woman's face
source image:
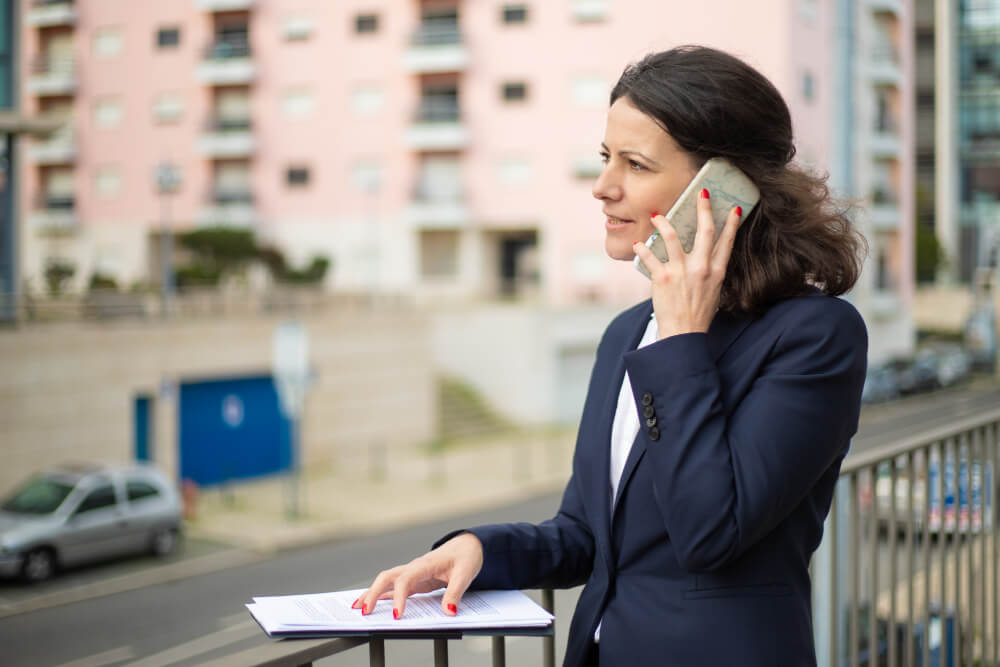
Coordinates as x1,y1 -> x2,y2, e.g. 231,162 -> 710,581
593,97 -> 699,261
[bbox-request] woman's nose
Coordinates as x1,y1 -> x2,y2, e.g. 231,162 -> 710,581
592,166 -> 621,202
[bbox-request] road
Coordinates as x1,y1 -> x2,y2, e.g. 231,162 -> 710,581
1,381 -> 997,666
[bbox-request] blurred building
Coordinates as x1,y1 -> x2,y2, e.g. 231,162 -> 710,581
16,0 -> 913,355
916,0 -> 1000,284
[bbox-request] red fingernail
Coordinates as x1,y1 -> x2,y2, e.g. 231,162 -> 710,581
650,212 -> 658,218
735,206 -> 742,217
700,188 -> 709,199
393,608 -> 400,620
633,241 -> 641,246
352,598 -> 360,609
362,603 -> 369,615
447,603 -> 457,614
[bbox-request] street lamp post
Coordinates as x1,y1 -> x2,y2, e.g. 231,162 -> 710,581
155,162 -> 181,317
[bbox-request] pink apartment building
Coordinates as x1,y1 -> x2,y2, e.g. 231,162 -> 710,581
19,0 -> 913,360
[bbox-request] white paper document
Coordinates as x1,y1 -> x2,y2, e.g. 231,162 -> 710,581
247,588 -> 553,637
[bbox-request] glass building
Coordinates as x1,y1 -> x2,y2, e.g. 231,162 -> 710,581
958,0 -> 1000,277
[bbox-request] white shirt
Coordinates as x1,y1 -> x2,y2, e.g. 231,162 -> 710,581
596,313 -> 658,642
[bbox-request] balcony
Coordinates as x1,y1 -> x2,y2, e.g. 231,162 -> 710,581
198,118 -> 255,158
30,194 -> 76,234
27,131 -> 75,165
869,189 -> 900,231
197,189 -> 255,227
197,40 -> 254,85
868,44 -> 901,85
405,100 -> 468,150
573,0 -> 610,21
870,131 -> 901,158
405,183 -> 467,228
402,23 -> 468,74
196,0 -> 255,10
26,0 -> 76,27
28,55 -> 75,96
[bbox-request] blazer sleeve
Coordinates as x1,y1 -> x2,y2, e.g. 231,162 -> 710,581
433,469 -> 596,591
624,297 -> 867,573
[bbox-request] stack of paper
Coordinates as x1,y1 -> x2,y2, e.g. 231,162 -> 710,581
247,588 -> 554,637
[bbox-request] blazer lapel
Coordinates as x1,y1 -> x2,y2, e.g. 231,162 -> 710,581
610,308 -> 753,522
590,301 -> 654,566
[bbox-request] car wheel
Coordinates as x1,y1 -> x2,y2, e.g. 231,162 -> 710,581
150,527 -> 179,557
21,548 -> 56,583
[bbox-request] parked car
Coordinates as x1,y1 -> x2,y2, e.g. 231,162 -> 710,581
885,356 -> 940,396
0,463 -> 183,583
861,364 -> 901,404
922,344 -> 973,388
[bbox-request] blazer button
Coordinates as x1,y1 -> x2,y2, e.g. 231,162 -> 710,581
640,392 -> 653,406
648,426 -> 660,441
646,417 -> 657,428
643,405 -> 655,418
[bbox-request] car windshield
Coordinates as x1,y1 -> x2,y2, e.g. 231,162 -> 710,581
1,477 -> 75,514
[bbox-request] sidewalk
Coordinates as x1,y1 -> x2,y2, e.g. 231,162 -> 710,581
184,429 -> 577,554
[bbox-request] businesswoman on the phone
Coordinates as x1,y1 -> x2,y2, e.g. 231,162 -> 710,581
355,45 -> 868,666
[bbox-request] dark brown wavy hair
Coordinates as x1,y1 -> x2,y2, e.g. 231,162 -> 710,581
610,45 -> 867,314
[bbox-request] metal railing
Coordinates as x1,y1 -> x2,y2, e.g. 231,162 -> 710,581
414,99 -> 460,123
202,409 -> 1000,666
411,23 -> 462,46
817,407 -> 1000,667
204,39 -> 251,60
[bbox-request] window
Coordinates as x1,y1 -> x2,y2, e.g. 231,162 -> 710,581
502,5 -> 528,24
352,162 -> 383,193
152,93 -> 184,124
572,0 -> 608,22
355,13 -> 378,34
420,230 -> 459,278
917,90 -> 935,110
94,98 -> 122,128
126,480 -> 160,502
156,27 -> 180,49
76,485 -> 117,514
498,158 -> 533,186
281,89 -> 315,119
916,28 -> 934,49
94,27 -> 122,59
95,167 -> 121,197
286,166 -> 310,187
351,85 -> 384,116
502,82 -> 527,102
571,76 -> 607,108
283,15 -> 315,41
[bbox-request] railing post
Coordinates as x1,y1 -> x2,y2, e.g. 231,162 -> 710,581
542,588 -> 555,667
850,471 -> 860,667
433,637 -> 449,667
369,638 -> 385,667
491,636 -> 506,667
868,464 -> 879,667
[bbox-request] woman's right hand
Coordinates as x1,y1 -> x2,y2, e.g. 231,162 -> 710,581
352,532 -> 484,619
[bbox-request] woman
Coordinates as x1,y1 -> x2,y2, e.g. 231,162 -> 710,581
355,45 -> 868,666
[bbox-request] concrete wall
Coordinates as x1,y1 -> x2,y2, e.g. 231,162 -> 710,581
0,306 -> 436,493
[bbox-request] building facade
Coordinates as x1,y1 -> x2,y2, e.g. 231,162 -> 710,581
17,0 -> 913,359
917,0 -> 1000,283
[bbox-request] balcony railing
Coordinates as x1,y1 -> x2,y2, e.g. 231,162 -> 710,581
191,408 -> 1000,666
211,189 -> 253,205
30,193 -> 76,233
199,118 -> 254,157
204,39 -> 251,60
26,0 -> 76,26
415,100 -> 460,123
28,54 -> 75,95
197,0 -> 255,11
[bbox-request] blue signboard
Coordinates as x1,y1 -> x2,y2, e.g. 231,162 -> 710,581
178,375 -> 291,487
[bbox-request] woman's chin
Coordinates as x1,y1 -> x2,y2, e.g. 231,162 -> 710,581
605,239 -> 639,262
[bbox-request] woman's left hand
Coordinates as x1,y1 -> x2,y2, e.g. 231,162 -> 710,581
633,189 -> 743,339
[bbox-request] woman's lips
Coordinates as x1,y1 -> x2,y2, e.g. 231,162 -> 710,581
605,215 -> 634,230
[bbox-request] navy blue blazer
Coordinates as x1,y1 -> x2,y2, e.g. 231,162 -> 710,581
441,290 -> 867,666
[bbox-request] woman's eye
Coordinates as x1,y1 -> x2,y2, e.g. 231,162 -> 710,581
629,160 -> 645,171
599,152 -> 610,164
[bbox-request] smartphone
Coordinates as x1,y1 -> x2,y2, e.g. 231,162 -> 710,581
634,157 -> 760,279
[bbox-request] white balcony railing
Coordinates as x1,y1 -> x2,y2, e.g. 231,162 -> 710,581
198,119 -> 254,158
402,24 -> 468,74
870,132 -> 901,157
197,190 -> 256,227
404,200 -> 468,228
197,41 -> 254,85
869,45 -> 902,85
867,0 -> 902,15
30,195 -> 76,234
27,133 -> 75,164
196,0 -> 255,11
869,203 -> 900,231
28,56 -> 75,96
26,0 -> 76,27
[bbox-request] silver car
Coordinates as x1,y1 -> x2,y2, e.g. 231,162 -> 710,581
0,463 -> 183,583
